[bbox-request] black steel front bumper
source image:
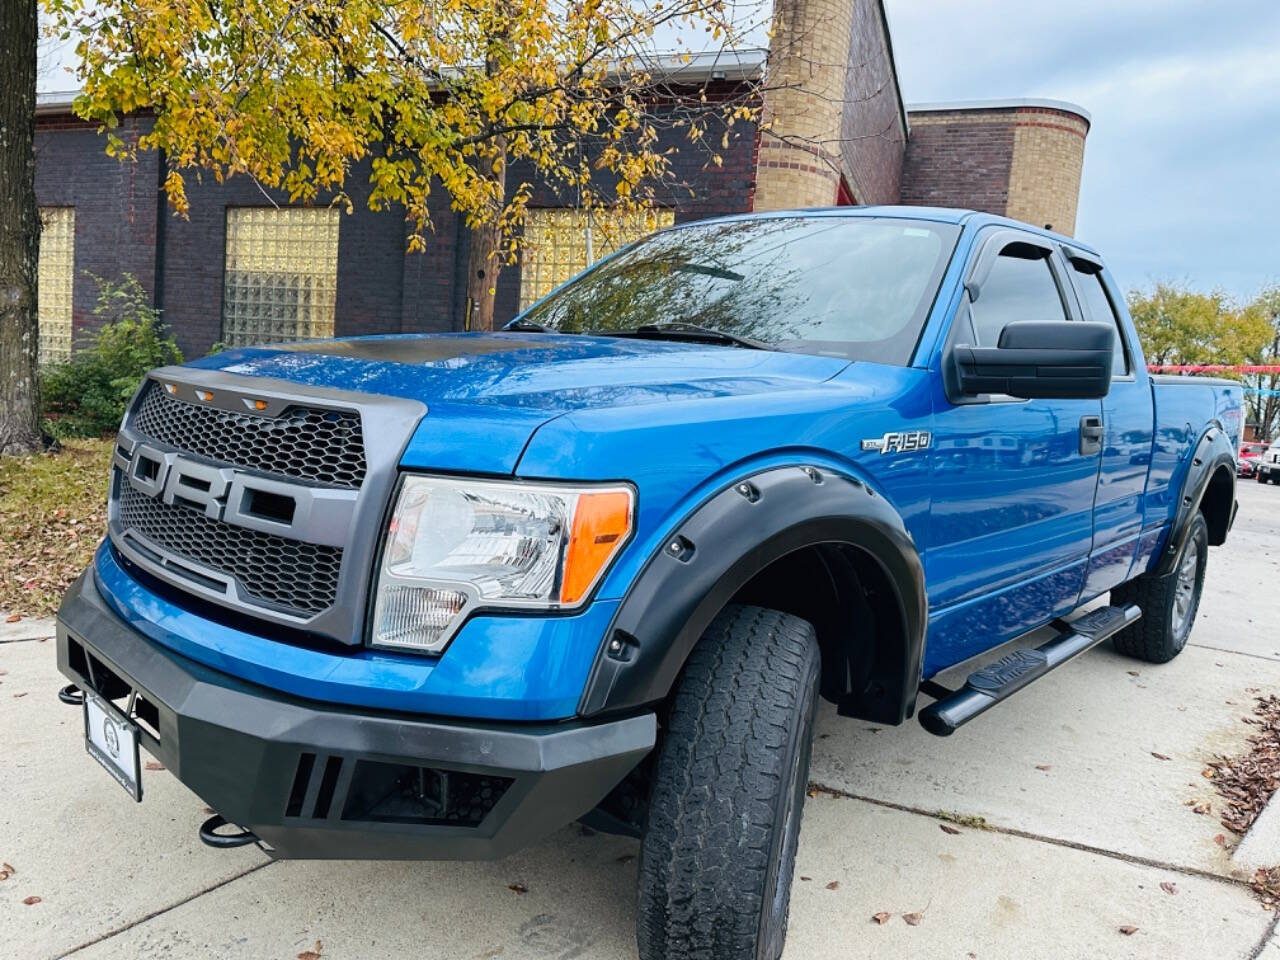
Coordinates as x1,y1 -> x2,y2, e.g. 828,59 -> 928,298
56,572 -> 655,860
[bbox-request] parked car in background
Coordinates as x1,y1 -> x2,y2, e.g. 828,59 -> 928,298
1239,442 -> 1268,478
1258,446 -> 1280,483
56,208 -> 1242,960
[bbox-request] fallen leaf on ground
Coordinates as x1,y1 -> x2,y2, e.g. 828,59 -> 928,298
1214,834 -> 1227,846
12,692 -> 26,698
23,896 -> 41,905
902,912 -> 923,926
5,614 -> 19,623
1151,752 -> 1171,761
1160,882 -> 1178,895
1118,925 -> 1138,936
1035,764 -> 1051,771
1126,670 -> 1139,676
1204,695 -> 1280,841
825,881 -> 840,891
144,761 -> 165,771
799,876 -> 812,882
508,883 -> 528,895
939,824 -> 960,835
871,912 -> 890,925
297,940 -> 323,960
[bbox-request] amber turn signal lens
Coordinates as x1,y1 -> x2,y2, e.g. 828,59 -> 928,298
560,490 -> 633,605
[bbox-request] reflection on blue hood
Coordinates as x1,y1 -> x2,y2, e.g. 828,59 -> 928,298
187,333 -> 851,473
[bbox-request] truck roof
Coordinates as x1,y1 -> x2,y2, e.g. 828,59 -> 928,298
667,205 -> 1102,257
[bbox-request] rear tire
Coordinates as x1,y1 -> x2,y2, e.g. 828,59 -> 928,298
1110,512 -> 1208,663
636,605 -> 821,960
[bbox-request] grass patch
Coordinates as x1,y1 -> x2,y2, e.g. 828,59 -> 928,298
0,439 -> 113,617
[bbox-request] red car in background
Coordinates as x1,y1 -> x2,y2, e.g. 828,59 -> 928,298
1240,442 -> 1268,478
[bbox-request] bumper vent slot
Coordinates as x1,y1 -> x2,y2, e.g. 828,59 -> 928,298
282,754 -> 513,828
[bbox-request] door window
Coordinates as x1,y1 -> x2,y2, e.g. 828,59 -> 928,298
970,244 -> 1068,347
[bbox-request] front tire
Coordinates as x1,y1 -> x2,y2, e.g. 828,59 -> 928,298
1110,512 -> 1208,663
636,605 -> 821,960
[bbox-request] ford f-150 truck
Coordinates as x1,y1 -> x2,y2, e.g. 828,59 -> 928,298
57,207 -> 1241,960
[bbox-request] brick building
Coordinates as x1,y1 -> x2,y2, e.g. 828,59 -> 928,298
32,0 -> 1090,362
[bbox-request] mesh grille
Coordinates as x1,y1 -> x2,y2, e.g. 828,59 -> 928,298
132,382 -> 366,488
117,481 -> 342,616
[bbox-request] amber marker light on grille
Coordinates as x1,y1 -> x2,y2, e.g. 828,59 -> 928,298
195,390 -> 214,402
163,383 -> 177,394
560,490 -> 634,605
242,398 -> 269,411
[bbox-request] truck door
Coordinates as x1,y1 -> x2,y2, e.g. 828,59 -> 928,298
1062,248 -> 1154,596
925,230 -> 1104,669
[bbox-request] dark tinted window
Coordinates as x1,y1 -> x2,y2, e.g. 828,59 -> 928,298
1072,266 -> 1128,376
519,217 -> 960,365
969,247 -> 1067,347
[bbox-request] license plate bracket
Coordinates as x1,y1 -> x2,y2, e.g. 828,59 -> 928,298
83,690 -> 142,801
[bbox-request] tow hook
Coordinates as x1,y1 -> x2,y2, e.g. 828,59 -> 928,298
199,814 -> 261,849
58,683 -> 85,706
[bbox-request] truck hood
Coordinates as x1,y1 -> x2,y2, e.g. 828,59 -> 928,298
189,333 -> 850,474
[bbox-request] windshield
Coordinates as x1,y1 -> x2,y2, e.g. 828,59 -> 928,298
516,216 -> 960,364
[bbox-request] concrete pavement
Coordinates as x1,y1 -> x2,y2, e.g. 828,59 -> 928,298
4,481 -> 1280,959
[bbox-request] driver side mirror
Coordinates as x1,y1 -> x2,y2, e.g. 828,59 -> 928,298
950,321 -> 1115,400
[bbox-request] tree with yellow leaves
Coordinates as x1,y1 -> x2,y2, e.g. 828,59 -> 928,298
43,0 -> 772,329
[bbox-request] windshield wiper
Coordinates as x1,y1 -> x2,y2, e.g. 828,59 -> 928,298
505,318 -> 554,332
593,322 -> 770,350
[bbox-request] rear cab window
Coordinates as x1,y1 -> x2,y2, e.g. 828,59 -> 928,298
1066,255 -> 1130,377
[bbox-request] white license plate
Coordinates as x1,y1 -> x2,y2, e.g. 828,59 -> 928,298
83,691 -> 142,801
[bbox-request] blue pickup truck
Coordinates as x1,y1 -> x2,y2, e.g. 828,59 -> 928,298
58,207 -> 1240,960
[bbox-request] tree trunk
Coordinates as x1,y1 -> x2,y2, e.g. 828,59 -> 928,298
464,144 -> 508,332
0,0 -> 41,455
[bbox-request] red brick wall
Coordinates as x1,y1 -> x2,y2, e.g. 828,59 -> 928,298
839,0 -> 906,204
899,109 -> 1016,214
900,104 -> 1089,234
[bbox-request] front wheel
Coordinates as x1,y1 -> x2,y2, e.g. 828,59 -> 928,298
636,605 -> 821,960
1110,512 -> 1208,663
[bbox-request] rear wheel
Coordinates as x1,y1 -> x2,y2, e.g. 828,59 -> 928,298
1110,512 -> 1208,663
636,605 -> 821,960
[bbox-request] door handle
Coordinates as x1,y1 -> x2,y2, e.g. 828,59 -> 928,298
1079,415 -> 1103,455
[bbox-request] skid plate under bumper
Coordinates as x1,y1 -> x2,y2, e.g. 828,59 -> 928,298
56,571 -> 655,860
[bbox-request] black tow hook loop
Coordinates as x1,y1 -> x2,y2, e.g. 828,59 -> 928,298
199,815 -> 260,849
58,684 -> 85,706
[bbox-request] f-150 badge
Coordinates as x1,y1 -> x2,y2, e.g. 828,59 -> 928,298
861,431 -> 932,455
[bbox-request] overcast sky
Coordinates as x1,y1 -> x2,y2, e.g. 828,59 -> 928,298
885,0 -> 1280,302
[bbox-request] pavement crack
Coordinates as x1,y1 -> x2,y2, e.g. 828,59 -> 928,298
1247,910 -> 1280,960
1189,642 -> 1280,663
808,780 -> 1254,891
56,859 -> 276,958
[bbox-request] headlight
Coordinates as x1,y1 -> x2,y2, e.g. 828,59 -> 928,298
371,476 -> 634,653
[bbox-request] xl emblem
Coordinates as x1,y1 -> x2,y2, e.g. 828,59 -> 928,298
861,430 -> 932,455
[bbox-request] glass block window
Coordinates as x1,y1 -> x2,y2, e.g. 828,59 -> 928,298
38,207 -> 75,365
519,207 -> 674,311
222,207 -> 340,346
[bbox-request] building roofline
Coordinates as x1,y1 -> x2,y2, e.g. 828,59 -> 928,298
36,90 -> 79,115
906,97 -> 1091,127
34,49 -> 769,118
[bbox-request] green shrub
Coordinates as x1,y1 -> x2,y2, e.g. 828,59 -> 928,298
42,274 -> 183,438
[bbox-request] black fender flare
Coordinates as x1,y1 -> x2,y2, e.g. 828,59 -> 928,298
1154,424 -> 1236,577
577,465 -> 927,720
